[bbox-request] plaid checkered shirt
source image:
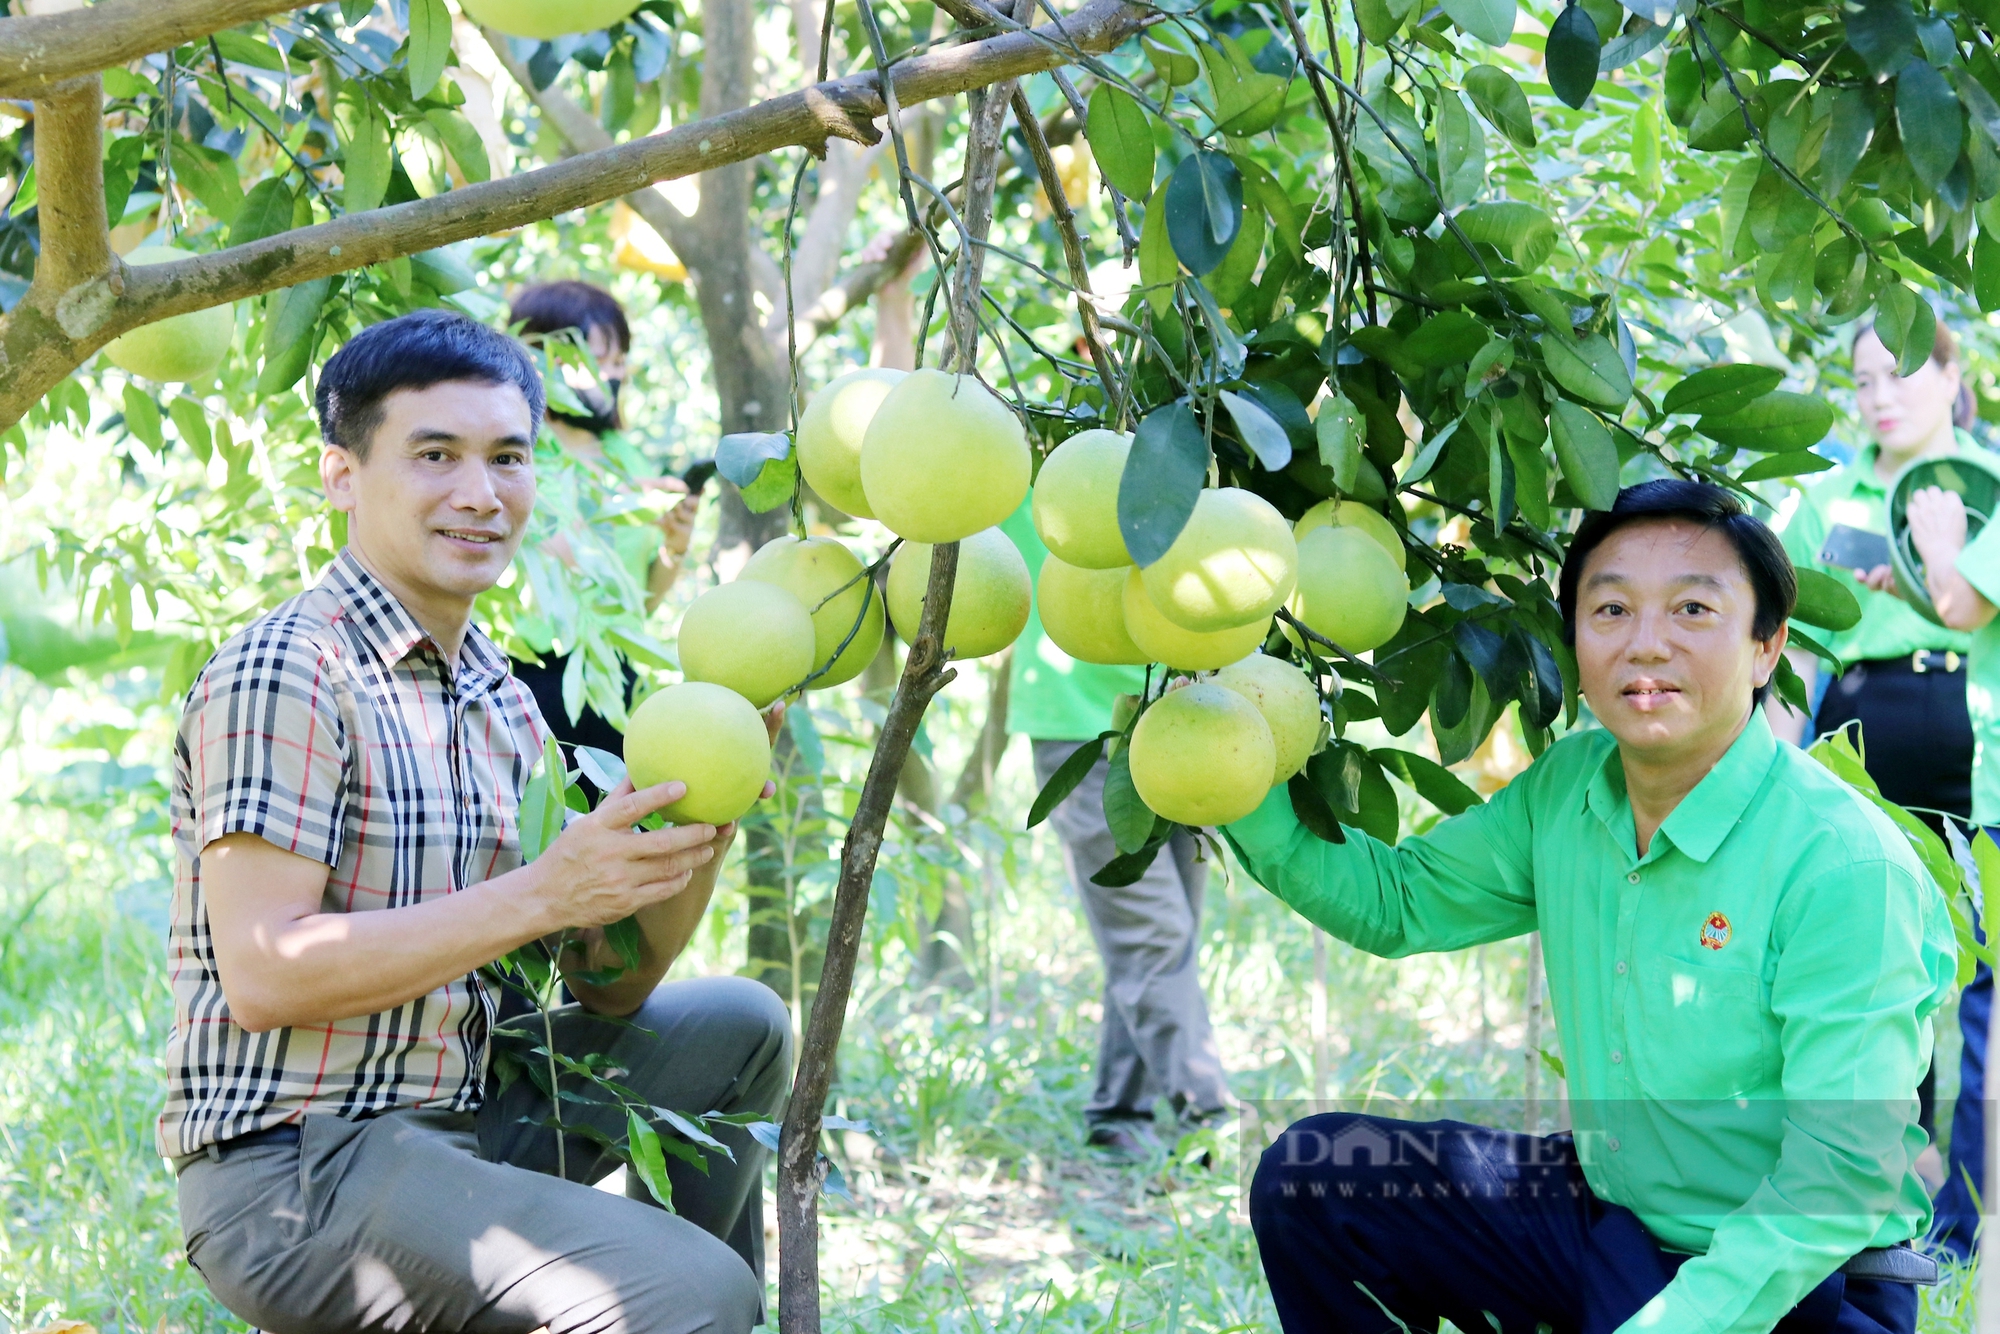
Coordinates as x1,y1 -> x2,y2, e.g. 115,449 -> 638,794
158,548 -> 548,1158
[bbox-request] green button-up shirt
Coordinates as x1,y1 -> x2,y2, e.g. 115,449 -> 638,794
1224,712 -> 1955,1334
1774,442 -> 1971,665
1952,522 -> 2000,824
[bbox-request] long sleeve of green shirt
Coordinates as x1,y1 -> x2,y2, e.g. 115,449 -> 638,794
1224,712 -> 1955,1334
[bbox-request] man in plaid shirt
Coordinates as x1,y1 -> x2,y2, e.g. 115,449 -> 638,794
164,310 -> 790,1334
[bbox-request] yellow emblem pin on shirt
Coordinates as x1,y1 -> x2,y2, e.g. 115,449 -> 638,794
1700,911 -> 1732,951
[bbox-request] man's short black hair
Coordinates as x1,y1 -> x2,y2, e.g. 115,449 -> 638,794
315,309 -> 545,460
509,281 -> 632,356
1557,479 -> 1798,705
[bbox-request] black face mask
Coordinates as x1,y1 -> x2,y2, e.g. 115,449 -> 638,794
550,377 -> 623,436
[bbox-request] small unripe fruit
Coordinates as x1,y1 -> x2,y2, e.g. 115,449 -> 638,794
1141,487 -> 1297,632
1122,569 -> 1270,671
1031,428 -> 1132,568
796,367 -> 904,519
886,527 -> 1032,659
676,580 -> 816,708
1128,682 -> 1276,826
1037,557 -> 1147,665
1288,526 -> 1409,654
623,681 -> 770,824
1212,654 -> 1323,784
103,247 -> 234,384
740,536 -> 884,689
1294,498 -> 1406,571
458,0 -> 642,39
860,369 -> 1031,542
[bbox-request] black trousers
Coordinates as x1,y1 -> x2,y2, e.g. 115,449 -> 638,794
1250,1113 -> 1917,1334
1814,655 -> 1973,1137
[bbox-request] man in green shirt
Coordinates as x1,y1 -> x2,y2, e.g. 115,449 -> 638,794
1233,480 -> 1954,1332
1000,502 -> 1232,1157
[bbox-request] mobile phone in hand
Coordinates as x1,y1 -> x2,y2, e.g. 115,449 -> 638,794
1819,523 -> 1891,573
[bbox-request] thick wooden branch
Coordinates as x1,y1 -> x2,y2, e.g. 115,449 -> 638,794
0,0 -> 1151,432
778,541 -> 959,1334
31,75 -> 113,293
0,0 -> 307,98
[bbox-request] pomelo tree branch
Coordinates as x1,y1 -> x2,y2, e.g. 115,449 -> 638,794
0,0 -> 306,98
0,0 -> 1152,433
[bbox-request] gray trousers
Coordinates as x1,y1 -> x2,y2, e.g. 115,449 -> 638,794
1032,740 -> 1231,1125
176,975 -> 792,1334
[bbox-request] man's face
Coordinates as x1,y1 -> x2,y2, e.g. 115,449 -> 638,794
1573,518 -> 1785,763
321,380 -> 536,610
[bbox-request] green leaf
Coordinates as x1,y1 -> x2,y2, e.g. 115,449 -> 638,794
1548,400 -> 1620,510
1436,89 -> 1486,211
1219,389 -> 1292,470
1372,747 -> 1485,814
1091,838 -> 1169,886
337,94 -> 393,214
171,137 -> 244,224
425,108 -> 490,185
1598,16 -> 1669,72
1696,391 -> 1835,452
1771,652 -> 1813,717
626,1110 -> 675,1210
1540,332 -> 1632,409
1736,450 -> 1837,482
1199,35 -> 1289,138
1661,364 -> 1784,416
258,277 -> 331,395
1546,3 -> 1602,109
1631,100 -> 1661,196
1464,65 -> 1536,150
1977,232 -> 2000,313
1088,84 -> 1156,199
1102,747 -> 1155,853
230,178 -> 297,248
717,430 -> 791,487
1028,736 -> 1106,828
1288,770 -> 1348,843
410,245 -> 477,294
1120,401 -> 1211,565
1487,418 -> 1516,527
1403,310 -> 1491,369
1823,89 -> 1875,200
1873,283 -> 1936,377
1792,566 -> 1865,631
1137,183 -> 1177,315
1143,29 -> 1200,86
121,383 -> 163,451
1718,156 -> 1762,260
1164,150 -> 1243,276
1442,0 -> 1516,46
168,396 -> 211,463
1896,58 -> 1965,193
1455,201 -> 1557,268
1207,196 -> 1266,309
1687,82 -> 1754,153
739,455 -> 799,513
1845,0 -> 1919,78
406,0 -> 452,100
1316,393 -> 1363,492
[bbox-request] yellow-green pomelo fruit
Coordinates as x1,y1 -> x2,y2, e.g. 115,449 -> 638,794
1038,557 -> 1147,665
1294,498 -> 1406,571
1140,487 -> 1297,632
740,536 -> 884,689
1031,428 -> 1132,568
1288,526 -> 1409,654
886,527 -> 1032,658
1122,569 -> 1270,670
676,580 -> 816,709
1128,682 -> 1276,826
1212,654 -> 1322,784
458,0 -> 642,38
859,368 -> 1031,542
797,367 -> 904,519
102,247 -> 234,384
623,681 -> 771,824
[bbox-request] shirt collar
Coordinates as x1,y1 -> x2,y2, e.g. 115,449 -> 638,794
1584,710 -> 1780,864
321,549 -> 508,696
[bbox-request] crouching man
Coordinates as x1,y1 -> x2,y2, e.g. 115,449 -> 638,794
1227,481 -> 1955,1333
161,310 -> 791,1334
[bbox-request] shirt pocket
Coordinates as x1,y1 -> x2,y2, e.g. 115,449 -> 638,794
1630,962 -> 1772,1101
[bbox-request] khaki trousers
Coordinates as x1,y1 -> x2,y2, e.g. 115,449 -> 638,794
176,976 -> 792,1334
1031,740 -> 1231,1125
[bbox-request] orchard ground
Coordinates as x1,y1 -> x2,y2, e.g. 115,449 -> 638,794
0,653 -> 1983,1333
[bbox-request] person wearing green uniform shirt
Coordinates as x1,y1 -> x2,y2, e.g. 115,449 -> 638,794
1236,480 -> 1953,1332
507,281 -> 701,760
1000,502 -> 1232,1159
1769,321 -> 1981,1209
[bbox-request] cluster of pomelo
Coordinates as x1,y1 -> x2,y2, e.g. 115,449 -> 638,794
628,370 -> 1417,835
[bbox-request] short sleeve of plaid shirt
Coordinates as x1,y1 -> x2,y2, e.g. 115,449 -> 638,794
180,613 -> 351,868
